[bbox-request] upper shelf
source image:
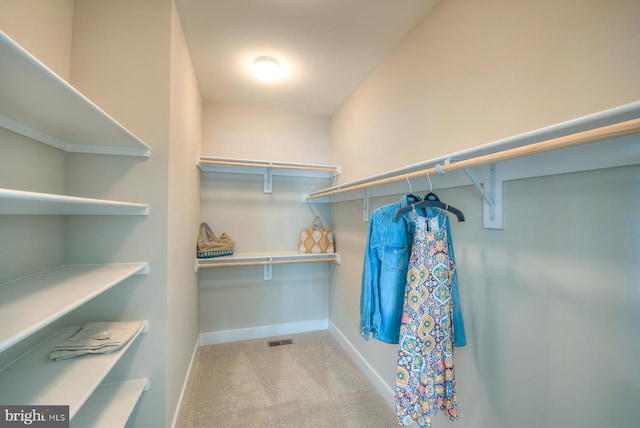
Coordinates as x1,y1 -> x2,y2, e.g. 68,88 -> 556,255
0,188 -> 150,215
0,31 -> 150,157
198,156 -> 340,178
198,156 -> 341,193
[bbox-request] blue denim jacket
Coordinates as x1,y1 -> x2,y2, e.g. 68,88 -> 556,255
360,195 -> 466,346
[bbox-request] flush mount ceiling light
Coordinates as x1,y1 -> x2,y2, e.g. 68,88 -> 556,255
253,56 -> 281,83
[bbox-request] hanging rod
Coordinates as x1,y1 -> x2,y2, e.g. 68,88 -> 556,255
306,117 -> 640,200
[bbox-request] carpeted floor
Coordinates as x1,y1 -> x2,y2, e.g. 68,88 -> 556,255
176,330 -> 399,428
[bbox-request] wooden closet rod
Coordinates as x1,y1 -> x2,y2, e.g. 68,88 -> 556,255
198,257 -> 338,268
306,117 -> 640,200
199,159 -> 337,173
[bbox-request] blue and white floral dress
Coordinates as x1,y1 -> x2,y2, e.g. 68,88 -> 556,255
395,209 -> 458,427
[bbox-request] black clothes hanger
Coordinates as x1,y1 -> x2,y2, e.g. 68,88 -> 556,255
393,192 -> 465,222
406,193 -> 421,203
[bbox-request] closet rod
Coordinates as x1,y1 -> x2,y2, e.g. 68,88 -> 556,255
198,257 -> 338,268
306,117 -> 640,200
199,159 -> 337,173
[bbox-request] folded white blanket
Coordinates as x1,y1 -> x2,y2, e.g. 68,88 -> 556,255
50,321 -> 143,361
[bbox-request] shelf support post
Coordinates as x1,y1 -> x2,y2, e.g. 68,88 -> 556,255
482,163 -> 503,229
264,258 -> 273,281
362,188 -> 370,222
264,164 -> 273,193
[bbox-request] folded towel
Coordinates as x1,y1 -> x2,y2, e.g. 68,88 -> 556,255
50,321 -> 142,361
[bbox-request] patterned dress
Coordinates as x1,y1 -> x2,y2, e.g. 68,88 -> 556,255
395,210 -> 458,427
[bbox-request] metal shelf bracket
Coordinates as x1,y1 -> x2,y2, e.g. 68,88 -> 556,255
264,258 -> 273,281
264,164 -> 273,193
440,159 -> 503,229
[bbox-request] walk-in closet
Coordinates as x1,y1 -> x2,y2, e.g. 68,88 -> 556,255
1,1 -> 639,427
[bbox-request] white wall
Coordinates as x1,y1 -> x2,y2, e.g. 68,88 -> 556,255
0,0 -> 74,370
0,0 -> 74,81
329,0 -> 640,427
64,1 -> 173,426
0,0 -> 74,284
332,0 -> 640,183
167,1 -> 202,422
201,102 -> 331,163
198,102 -> 333,340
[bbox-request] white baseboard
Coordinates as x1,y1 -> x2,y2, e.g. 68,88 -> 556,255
328,320 -> 395,410
170,336 -> 200,428
199,318 -> 329,346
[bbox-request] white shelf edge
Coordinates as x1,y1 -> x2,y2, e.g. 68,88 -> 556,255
197,156 -> 341,178
196,251 -> 340,272
0,321 -> 148,418
0,263 -> 149,353
0,31 -> 150,157
71,378 -> 148,428
0,188 -> 149,215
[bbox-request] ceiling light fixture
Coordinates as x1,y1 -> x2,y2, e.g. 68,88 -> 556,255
253,56 -> 281,83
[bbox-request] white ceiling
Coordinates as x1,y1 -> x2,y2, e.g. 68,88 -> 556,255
175,0 -> 440,116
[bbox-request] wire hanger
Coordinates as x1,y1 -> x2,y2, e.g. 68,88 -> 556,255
405,175 -> 421,203
393,171 -> 465,222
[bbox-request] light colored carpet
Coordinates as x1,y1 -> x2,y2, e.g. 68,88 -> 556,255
176,330 -> 399,428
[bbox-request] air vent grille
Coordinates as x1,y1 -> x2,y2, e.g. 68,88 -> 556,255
268,339 -> 293,347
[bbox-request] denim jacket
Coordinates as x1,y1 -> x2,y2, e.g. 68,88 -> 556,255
360,195 -> 466,346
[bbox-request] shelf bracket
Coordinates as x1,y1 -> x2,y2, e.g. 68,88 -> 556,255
134,263 -> 150,275
461,166 -> 494,210
362,188 -> 370,222
480,163 -> 503,229
141,321 -> 150,334
264,164 -> 273,193
264,258 -> 273,281
442,159 -> 503,229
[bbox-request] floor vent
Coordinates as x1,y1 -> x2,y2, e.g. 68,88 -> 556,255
268,339 -> 294,347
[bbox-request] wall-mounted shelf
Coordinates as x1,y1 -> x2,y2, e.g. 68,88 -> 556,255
0,31 -> 150,157
0,321 -> 148,419
0,188 -> 150,215
0,30 -> 153,427
196,251 -> 340,280
306,101 -> 640,229
71,378 -> 149,428
198,156 -> 340,193
0,263 -> 149,353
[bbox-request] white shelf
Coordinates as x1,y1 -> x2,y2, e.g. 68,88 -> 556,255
198,156 -> 340,193
306,102 -> 640,228
198,156 -> 340,178
0,263 -> 149,353
197,251 -> 340,268
0,322 -> 148,418
0,188 -> 150,215
0,31 -> 150,157
307,101 -> 640,204
196,251 -> 340,280
71,378 -> 148,428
